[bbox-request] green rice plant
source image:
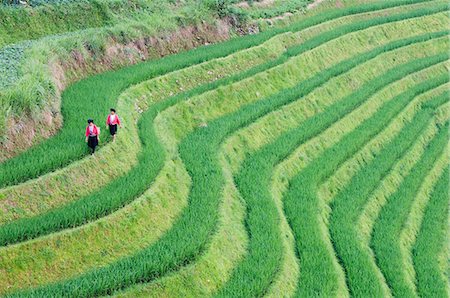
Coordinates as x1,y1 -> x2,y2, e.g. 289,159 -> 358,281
1,3 -> 440,247
0,55 -> 285,248
274,56 -> 447,298
0,29 -> 288,225
8,24 -> 448,298
111,150 -> 248,298
412,168 -> 450,297
236,44 -> 448,298
328,89 -> 449,297
317,86 -> 448,297
110,36 -> 449,298
0,33 -> 291,293
353,86 -> 448,252
370,93 -> 450,297
398,140 -> 449,296
219,55 -> 448,297
318,85 -> 448,206
168,28 -> 446,298
0,0 -> 436,188
0,18 -> 276,188
0,7 -> 434,294
57,15 -> 450,298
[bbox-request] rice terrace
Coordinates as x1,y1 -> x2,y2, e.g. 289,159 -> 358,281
0,0 -> 448,296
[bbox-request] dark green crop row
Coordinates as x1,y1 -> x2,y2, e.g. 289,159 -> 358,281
412,167 -> 449,298
0,0 -> 435,188
0,0 -> 438,247
329,88 -> 449,297
221,56 -> 448,297
283,64 -> 448,297
370,92 -> 449,297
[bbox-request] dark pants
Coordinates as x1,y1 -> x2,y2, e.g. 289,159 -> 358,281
88,135 -> 98,154
109,124 -> 118,136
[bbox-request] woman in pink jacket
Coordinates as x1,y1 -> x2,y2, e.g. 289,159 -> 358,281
85,119 -> 100,154
106,108 -> 122,142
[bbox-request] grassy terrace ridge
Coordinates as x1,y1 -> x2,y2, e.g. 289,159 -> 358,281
400,141 -> 449,296
267,63 -> 448,298
412,168 -> 450,297
370,92 -> 449,297
328,86 -> 449,296
111,27 -> 448,298
318,85 -> 449,206
0,0 -> 437,188
399,137 -> 449,295
0,0 -> 433,225
319,86 -> 448,296
371,124 -> 448,297
234,0 -> 311,19
282,66 -> 448,296
319,86 -> 449,296
0,2 -> 442,247
5,4 -> 448,296
229,56 -> 448,297
215,42 -> 448,298
354,86 -> 448,252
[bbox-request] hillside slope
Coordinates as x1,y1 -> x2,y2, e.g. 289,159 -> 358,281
0,0 -> 311,160
0,0 -> 448,297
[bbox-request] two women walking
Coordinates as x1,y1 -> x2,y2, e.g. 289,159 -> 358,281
85,108 -> 122,154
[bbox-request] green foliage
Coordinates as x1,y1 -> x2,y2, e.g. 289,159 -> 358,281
329,88 -> 449,297
0,42 -> 31,88
0,25 -> 276,188
1,0 -> 441,246
370,92 -> 449,297
412,168 -> 450,297
0,0 -> 433,187
218,45 -> 448,298
1,1 -> 448,297
8,24 -> 448,298
239,0 -> 310,19
0,0 -> 114,47
283,56 -> 447,297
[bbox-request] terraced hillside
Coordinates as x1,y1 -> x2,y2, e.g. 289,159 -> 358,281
0,0 -> 449,297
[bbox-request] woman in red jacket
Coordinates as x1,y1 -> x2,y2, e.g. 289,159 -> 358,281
106,108 -> 122,142
85,119 -> 100,154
